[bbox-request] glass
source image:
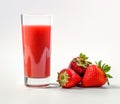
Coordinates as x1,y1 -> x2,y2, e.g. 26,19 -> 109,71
21,14 -> 51,87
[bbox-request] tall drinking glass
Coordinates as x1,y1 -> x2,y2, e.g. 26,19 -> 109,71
21,14 -> 51,87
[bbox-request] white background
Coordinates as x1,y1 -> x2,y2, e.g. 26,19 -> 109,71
0,0 -> 120,104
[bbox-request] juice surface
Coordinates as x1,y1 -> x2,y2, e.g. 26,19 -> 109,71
22,25 -> 51,78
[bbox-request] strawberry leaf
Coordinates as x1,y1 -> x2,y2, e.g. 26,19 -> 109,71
96,60 -> 102,68
99,60 -> 102,68
96,60 -> 111,73
102,64 -> 105,69
79,53 -> 88,60
107,80 -> 110,85
103,65 -> 111,72
106,74 -> 113,78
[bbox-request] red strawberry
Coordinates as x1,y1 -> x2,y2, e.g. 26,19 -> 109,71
82,60 -> 113,87
57,68 -> 81,88
69,53 -> 92,76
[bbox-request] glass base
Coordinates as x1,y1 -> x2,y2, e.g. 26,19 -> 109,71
24,76 -> 50,87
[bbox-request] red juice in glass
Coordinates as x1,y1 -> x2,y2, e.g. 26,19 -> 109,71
21,15 -> 51,87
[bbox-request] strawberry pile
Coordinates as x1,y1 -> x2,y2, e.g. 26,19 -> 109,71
57,53 -> 113,88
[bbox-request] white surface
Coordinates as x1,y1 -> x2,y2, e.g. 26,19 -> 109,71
0,0 -> 120,104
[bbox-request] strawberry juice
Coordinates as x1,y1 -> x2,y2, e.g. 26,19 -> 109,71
22,25 -> 51,78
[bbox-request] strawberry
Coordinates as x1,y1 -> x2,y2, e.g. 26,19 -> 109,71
69,53 -> 92,76
82,60 -> 113,87
57,68 -> 81,88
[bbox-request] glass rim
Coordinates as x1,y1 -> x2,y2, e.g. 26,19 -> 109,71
21,13 -> 52,17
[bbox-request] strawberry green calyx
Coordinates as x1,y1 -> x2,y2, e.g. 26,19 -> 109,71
95,60 -> 113,85
79,53 -> 88,60
74,53 -> 92,68
57,71 -> 69,87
